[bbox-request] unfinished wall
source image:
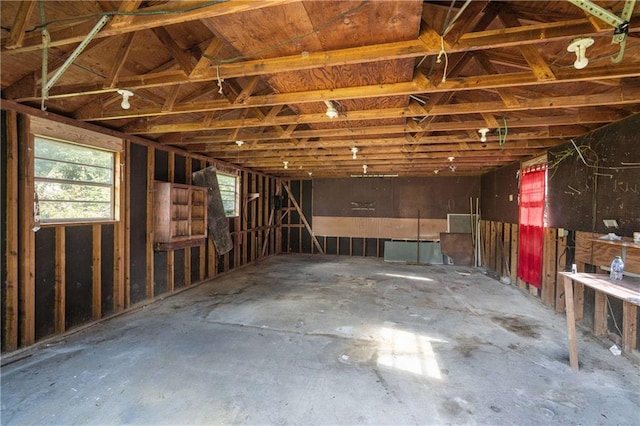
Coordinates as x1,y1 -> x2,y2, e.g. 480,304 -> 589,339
548,113 -> 640,236
480,114 -> 640,353
282,177 -> 481,256
1,106 -> 280,353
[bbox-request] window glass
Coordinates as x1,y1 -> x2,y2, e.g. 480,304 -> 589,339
34,137 -> 116,222
217,172 -> 239,217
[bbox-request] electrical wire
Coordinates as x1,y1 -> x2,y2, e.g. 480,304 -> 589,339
19,1 -> 229,34
606,295 -> 624,338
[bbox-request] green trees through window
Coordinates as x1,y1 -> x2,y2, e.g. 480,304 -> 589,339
35,137 -> 115,221
216,172 -> 238,217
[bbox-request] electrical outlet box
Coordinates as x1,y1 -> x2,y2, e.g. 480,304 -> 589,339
558,228 -> 567,237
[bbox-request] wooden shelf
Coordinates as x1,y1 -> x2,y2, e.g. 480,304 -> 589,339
153,181 -> 207,250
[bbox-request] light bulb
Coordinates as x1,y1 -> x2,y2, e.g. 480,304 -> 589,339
363,164 -> 368,174
283,161 -> 289,169
478,128 -> 489,143
567,38 -> 594,70
117,89 -> 133,110
324,100 -> 339,119
351,147 -> 358,159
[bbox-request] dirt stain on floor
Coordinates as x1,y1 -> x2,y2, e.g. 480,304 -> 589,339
491,315 -> 540,338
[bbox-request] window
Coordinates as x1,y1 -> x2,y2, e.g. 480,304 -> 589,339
216,171 -> 239,217
35,137 -> 116,222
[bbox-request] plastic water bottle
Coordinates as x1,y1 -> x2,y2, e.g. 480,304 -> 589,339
610,256 -> 624,281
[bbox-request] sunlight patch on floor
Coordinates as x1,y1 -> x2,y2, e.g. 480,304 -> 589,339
377,327 -> 446,379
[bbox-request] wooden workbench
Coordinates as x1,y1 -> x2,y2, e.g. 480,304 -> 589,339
558,272 -> 640,371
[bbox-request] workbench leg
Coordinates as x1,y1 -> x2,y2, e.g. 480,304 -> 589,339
563,276 -> 579,372
622,302 -> 637,354
594,291 -> 607,336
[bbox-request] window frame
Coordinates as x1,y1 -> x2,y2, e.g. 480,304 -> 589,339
30,116 -> 124,226
216,171 -> 240,218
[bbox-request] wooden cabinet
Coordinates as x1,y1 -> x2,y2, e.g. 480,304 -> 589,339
153,181 -> 207,250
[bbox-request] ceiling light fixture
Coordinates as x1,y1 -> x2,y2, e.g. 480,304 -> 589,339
235,140 -> 244,146
283,161 -> 289,169
324,100 -> 339,119
448,156 -> 455,162
478,128 -> 489,143
362,164 -> 368,174
434,169 -> 439,174
351,147 -> 358,159
117,89 -> 133,109
567,37 -> 594,69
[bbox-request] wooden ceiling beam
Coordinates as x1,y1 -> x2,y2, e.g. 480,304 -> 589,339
121,85 -> 640,135
107,1 -> 144,30
105,33 -> 136,88
151,27 -> 196,75
8,16 -> 637,102
190,37 -> 225,77
497,7 -> 556,81
126,100 -> 624,136
206,139 -> 561,159
4,0 -> 37,50
195,136 -> 562,154
184,126 -> 584,147
1,0 -> 299,54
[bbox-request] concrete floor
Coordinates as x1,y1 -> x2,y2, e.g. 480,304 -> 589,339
2,254 -> 639,425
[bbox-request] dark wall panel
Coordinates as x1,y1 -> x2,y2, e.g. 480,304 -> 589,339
191,246 -> 200,283
129,143 -> 147,304
548,113 -> 640,236
326,237 -> 337,255
289,227 -> 300,253
352,238 -> 364,256
154,251 -> 167,296
339,237 -> 350,255
174,249 -> 185,289
365,238 -> 378,257
175,155 -> 186,184
65,226 -> 93,329
313,177 -> 480,218
154,149 -> 168,182
101,225 -> 114,316
481,162 -> 520,223
35,228 -> 56,340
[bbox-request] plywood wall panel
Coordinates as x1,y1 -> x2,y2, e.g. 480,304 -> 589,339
313,216 -> 447,239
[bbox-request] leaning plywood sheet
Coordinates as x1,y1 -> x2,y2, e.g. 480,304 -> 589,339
192,166 -> 233,255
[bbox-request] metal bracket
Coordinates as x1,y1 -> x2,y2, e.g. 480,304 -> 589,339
42,15 -> 110,96
567,0 -> 636,63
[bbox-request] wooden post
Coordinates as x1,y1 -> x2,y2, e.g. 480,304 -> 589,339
622,302 -> 637,353
555,232 -> 567,312
541,228 -> 557,306
510,223 -> 519,285
283,184 -> 324,254
18,115 -> 35,347
4,110 -> 20,351
121,143 -> 130,310
55,227 -> 66,333
146,147 -> 155,299
593,291 -> 607,336
184,158 -> 192,286
92,224 -> 102,320
562,275 -> 579,371
167,153 -> 175,292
